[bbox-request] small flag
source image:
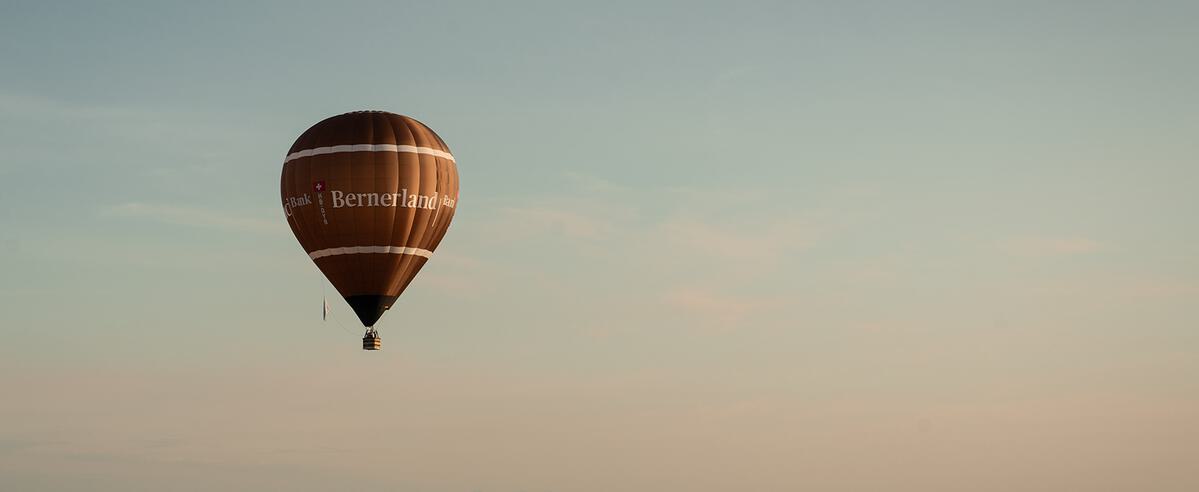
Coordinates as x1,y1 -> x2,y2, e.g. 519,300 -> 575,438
323,297 -> 331,321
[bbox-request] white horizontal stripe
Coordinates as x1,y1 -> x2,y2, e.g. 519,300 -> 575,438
308,246 -> 433,260
285,144 -> 454,163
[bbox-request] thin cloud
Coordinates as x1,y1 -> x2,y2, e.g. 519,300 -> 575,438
101,202 -> 282,234
0,91 -> 148,121
1001,236 -> 1102,256
450,175 -> 837,332
495,206 -> 616,240
660,287 -> 779,328
655,216 -> 817,264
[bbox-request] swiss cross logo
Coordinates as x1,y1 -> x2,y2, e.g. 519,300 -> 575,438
312,181 -> 326,192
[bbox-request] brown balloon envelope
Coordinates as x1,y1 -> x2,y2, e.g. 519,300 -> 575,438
280,111 -> 459,328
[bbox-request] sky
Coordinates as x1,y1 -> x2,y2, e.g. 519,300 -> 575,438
1,1 -> 1197,490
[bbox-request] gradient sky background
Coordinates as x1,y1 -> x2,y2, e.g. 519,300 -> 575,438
2,1 -> 1197,490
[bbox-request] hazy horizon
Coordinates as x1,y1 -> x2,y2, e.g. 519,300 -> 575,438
2,1 -> 1197,491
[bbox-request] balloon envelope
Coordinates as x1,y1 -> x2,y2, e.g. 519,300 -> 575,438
280,111 -> 459,327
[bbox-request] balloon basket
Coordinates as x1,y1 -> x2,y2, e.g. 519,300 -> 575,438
363,331 -> 381,351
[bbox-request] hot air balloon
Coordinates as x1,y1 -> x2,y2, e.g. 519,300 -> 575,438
280,111 -> 459,350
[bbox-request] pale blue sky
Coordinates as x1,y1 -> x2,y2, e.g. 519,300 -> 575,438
2,1 -> 1197,491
